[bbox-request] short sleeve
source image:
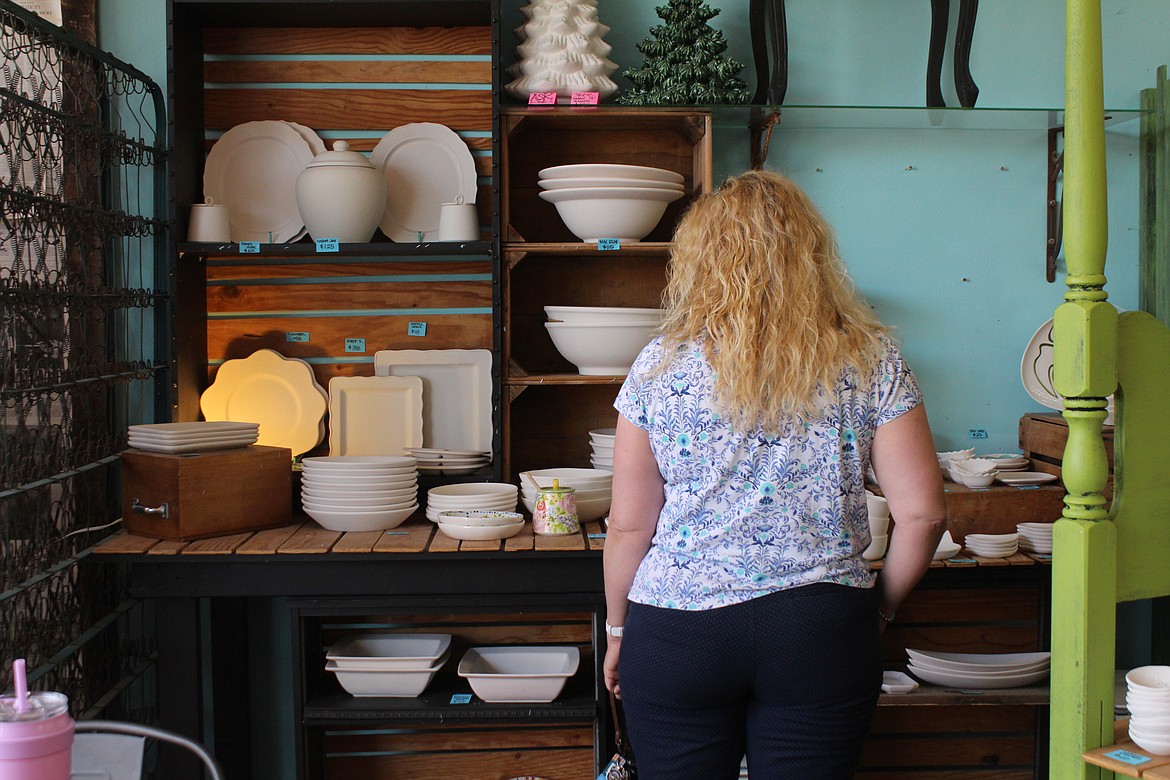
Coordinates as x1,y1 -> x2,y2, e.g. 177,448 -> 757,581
614,337 -> 665,431
873,338 -> 924,426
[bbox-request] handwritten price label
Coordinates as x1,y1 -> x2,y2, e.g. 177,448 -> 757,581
527,91 -> 558,106
570,91 -> 599,105
407,321 -> 428,337
315,237 -> 340,253
596,238 -> 621,251
344,338 -> 366,353
449,694 -> 473,704
1104,749 -> 1151,766
238,241 -> 260,254
285,331 -> 310,343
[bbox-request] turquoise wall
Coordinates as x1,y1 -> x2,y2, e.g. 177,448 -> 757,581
96,0 -> 1169,453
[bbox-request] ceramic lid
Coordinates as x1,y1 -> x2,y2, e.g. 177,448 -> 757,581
304,140 -> 375,169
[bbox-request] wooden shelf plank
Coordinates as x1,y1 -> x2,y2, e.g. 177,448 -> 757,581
1083,741 -> 1170,776
237,523 -> 305,554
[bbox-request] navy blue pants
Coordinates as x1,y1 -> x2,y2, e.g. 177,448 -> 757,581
619,583 -> 882,780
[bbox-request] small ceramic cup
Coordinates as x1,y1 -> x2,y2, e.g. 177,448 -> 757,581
188,197 -> 231,242
437,196 -> 480,241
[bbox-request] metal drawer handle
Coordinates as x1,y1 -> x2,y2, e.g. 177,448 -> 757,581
130,499 -> 169,520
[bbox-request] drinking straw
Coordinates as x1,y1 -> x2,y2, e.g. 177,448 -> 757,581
12,658 -> 28,713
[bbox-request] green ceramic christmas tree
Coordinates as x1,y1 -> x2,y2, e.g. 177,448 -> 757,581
619,0 -> 750,105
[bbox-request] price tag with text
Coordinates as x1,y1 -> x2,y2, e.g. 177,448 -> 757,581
286,331 -> 310,343
570,91 -> 599,105
1103,749 -> 1151,766
315,238 -> 340,253
527,91 -> 558,106
238,241 -> 260,254
407,321 -> 428,337
344,338 -> 366,353
596,238 -> 621,251
449,694 -> 473,704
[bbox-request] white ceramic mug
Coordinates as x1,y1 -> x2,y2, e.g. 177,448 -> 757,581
188,197 -> 231,242
437,196 -> 480,241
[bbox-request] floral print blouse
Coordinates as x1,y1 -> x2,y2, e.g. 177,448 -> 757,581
614,333 -> 923,610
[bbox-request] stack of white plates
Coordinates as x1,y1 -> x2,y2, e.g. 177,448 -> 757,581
983,453 -> 1031,471
964,532 -> 1019,558
537,163 -> 685,243
127,421 -> 259,454
906,649 -> 1051,689
588,427 -> 616,470
426,482 -> 518,522
405,447 -> 491,476
1126,666 -> 1170,755
326,633 -> 451,698
1016,522 -> 1054,553
300,455 -> 418,532
520,467 -> 613,522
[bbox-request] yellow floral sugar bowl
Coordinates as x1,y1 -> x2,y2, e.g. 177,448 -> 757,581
532,478 -> 579,536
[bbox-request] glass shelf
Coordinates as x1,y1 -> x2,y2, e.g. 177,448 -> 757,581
712,103 -> 1146,132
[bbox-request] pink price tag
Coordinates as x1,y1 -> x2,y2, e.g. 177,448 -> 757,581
527,91 -> 558,106
570,91 -> 599,106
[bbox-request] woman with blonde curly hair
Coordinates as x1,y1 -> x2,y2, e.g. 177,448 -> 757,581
603,170 -> 946,779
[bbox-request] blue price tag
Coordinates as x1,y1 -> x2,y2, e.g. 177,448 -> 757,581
1016,484 -> 1041,490
587,533 -> 606,539
344,338 -> 366,353
596,238 -> 621,251
1104,749 -> 1151,765
315,238 -> 340,253
285,331 -> 310,343
407,322 -> 427,337
238,241 -> 260,253
449,694 -> 473,704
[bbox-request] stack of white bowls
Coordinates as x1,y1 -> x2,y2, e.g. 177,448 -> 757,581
948,457 -> 999,488
964,532 -> 1019,558
326,633 -> 451,698
937,448 -> 975,477
588,427 -> 616,470
435,509 -> 526,541
537,163 -> 685,243
1126,666 -> 1170,754
543,306 -> 661,376
863,490 -> 890,560
520,467 -> 613,522
425,482 -> 519,522
1016,522 -> 1054,553
300,456 -> 418,532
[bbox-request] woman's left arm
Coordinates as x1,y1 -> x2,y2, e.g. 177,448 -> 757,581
603,414 -> 666,695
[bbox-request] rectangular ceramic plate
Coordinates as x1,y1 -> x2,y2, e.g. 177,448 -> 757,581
328,375 -> 424,456
373,349 -> 493,452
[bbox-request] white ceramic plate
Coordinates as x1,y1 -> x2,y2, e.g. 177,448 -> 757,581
203,120 -> 315,243
303,486 -> 418,502
302,455 -> 417,469
327,375 -> 424,457
538,176 -> 684,192
437,520 -> 525,540
406,447 -> 491,458
907,664 -> 1050,689
374,349 -> 493,452
538,163 -> 684,184
370,123 -> 476,242
997,471 -> 1059,486
908,655 -> 1051,677
304,503 -> 417,533
127,436 -> 257,454
416,464 -> 489,476
128,421 -> 259,438
906,649 -> 1051,671
199,349 -> 327,457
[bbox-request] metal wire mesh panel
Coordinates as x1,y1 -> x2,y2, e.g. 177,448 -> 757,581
1,0 -> 167,721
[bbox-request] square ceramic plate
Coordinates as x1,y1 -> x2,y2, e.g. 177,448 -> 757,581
373,349 -> 492,453
327,375 -> 424,456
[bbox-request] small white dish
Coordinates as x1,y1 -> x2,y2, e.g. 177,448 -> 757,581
436,519 -> 525,541
457,646 -> 580,702
881,671 -> 919,694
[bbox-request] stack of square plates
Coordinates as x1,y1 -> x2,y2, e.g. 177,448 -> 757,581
1016,522 -> 1054,553
127,421 -> 259,454
906,649 -> 1051,689
406,447 -> 491,476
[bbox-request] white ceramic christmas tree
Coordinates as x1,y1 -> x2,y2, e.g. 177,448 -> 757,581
506,0 -> 619,103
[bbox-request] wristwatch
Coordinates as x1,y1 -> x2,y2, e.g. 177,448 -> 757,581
604,621 -> 624,638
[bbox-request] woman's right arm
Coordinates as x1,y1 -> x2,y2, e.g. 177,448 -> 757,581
870,404 -> 947,626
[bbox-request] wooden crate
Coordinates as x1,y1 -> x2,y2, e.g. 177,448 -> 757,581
1019,411 -> 1114,476
500,107 -> 713,243
503,383 -> 622,481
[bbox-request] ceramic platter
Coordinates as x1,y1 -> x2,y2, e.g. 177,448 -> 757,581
996,471 -> 1059,486
199,349 -> 327,457
327,375 -> 424,457
204,120 -> 316,243
373,349 -> 493,452
1020,317 -> 1115,421
370,123 -> 476,242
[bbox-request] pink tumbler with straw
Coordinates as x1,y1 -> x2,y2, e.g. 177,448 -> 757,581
0,660 -> 74,779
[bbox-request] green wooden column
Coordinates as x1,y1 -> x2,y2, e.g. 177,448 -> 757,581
1050,0 -> 1119,777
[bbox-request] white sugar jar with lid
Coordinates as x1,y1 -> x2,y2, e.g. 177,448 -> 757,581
295,140 -> 387,243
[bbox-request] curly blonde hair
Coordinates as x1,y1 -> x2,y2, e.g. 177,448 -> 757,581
658,170 -> 887,430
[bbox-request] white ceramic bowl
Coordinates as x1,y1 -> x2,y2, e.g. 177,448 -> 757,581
524,468 -> 613,489
957,470 -> 998,488
304,504 -> 417,532
538,163 -> 684,184
538,186 -> 683,243
589,427 -> 616,440
436,519 -> 525,541
521,485 -> 612,502
937,448 -> 976,463
539,176 -> 685,192
457,646 -> 580,702
436,510 -> 525,527
327,633 -> 452,669
589,457 -> 613,468
862,534 -> 888,561
302,484 -> 418,500
428,497 -> 519,511
1129,727 -> 1170,755
427,483 -> 517,499
1128,666 -> 1170,691
328,659 -> 443,697
543,305 -> 664,325
545,321 -> 656,375
952,457 -> 999,475
303,496 -> 417,512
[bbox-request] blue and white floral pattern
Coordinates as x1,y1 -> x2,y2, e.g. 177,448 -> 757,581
615,334 -> 922,610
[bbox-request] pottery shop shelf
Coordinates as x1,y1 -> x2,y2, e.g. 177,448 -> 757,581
178,240 -> 493,259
